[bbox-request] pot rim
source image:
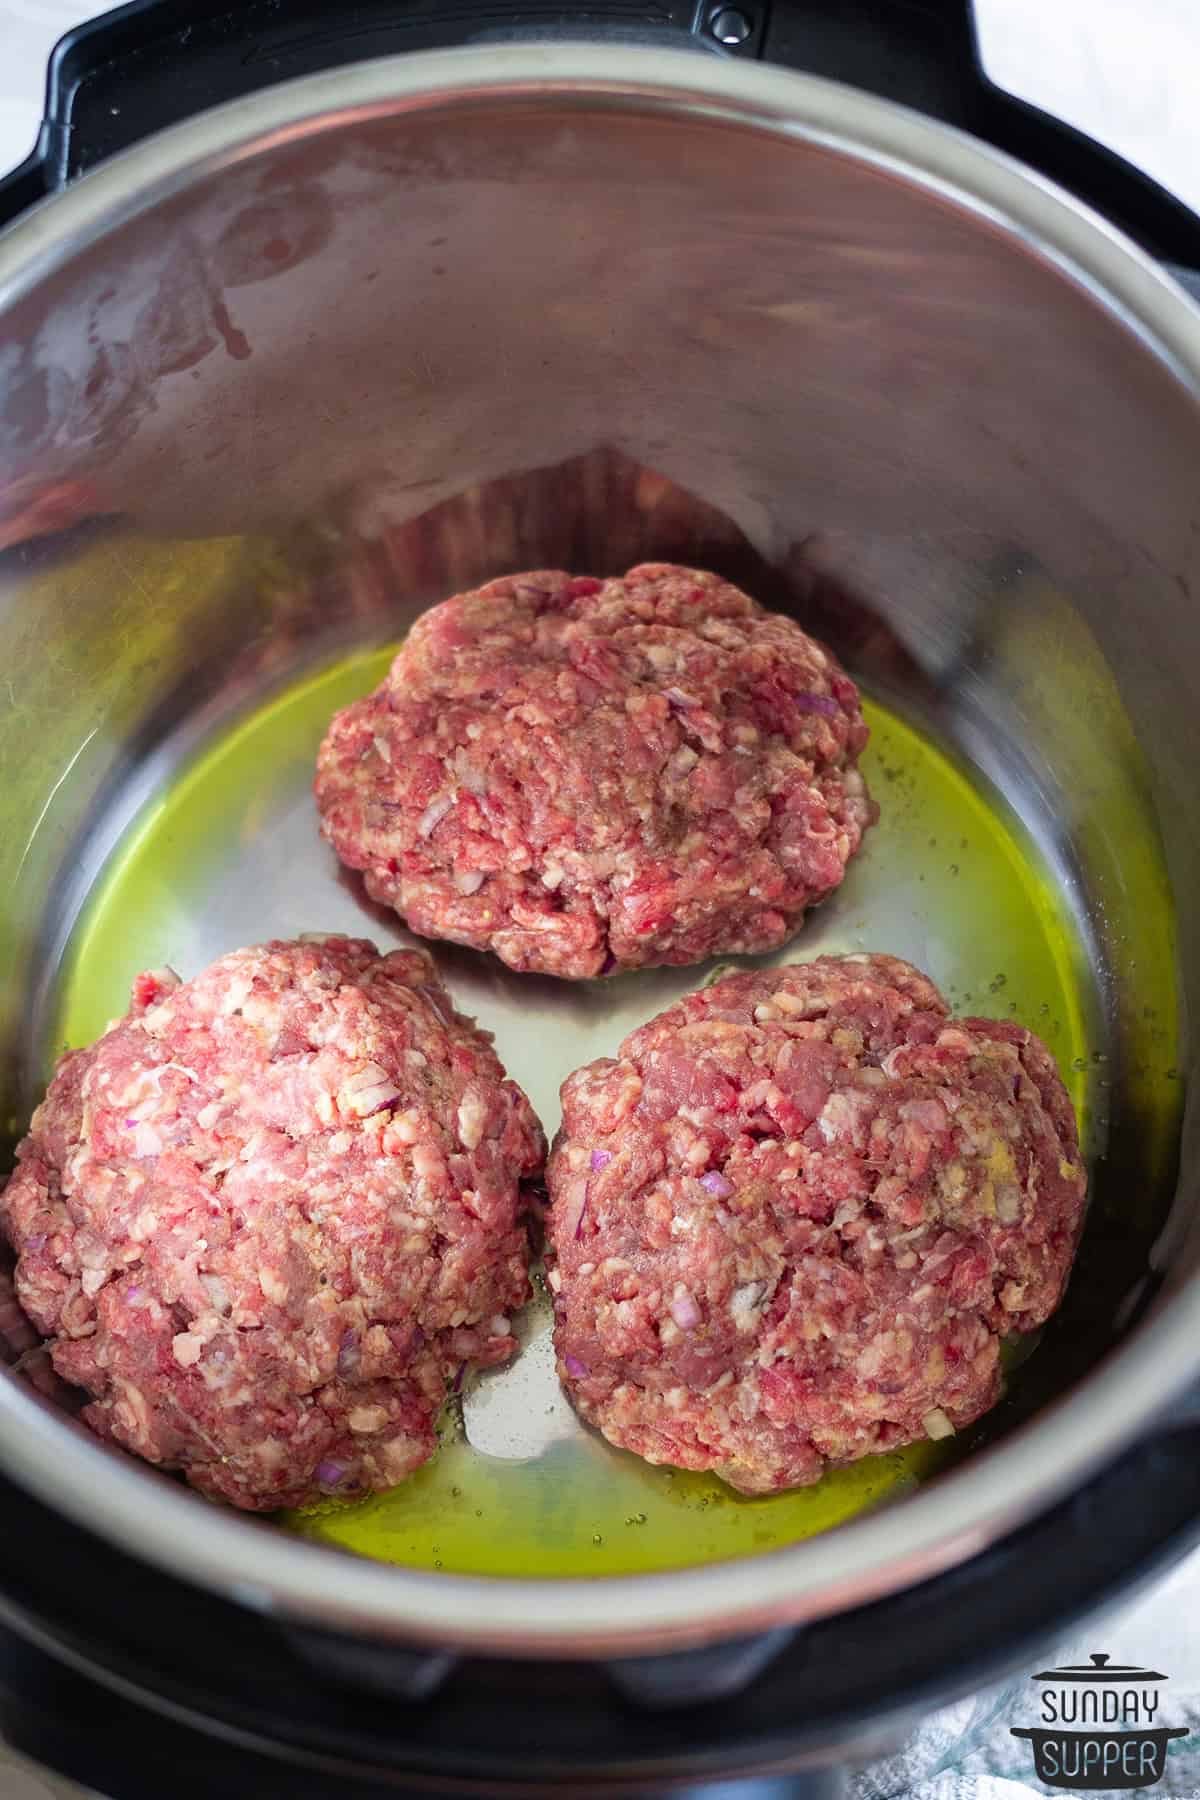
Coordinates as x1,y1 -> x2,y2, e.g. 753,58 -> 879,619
0,43 -> 1198,1655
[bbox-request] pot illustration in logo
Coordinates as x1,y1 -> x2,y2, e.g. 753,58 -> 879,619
1010,1653 -> 1189,1790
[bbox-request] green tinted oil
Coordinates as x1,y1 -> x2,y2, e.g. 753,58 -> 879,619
856,708 -> 1092,1134
53,650 -> 1094,1579
55,646 -> 396,1040
287,1301 -> 951,1579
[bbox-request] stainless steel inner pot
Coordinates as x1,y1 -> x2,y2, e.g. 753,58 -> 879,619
0,45 -> 1198,1656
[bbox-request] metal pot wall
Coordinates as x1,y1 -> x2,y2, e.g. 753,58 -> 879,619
0,16 -> 1199,1683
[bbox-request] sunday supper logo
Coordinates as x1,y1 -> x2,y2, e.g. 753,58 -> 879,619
1010,1653 -> 1189,1790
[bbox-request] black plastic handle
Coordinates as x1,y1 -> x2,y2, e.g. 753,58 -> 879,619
763,0 -> 1200,278
0,0 -> 744,225
2,0 -> 1200,287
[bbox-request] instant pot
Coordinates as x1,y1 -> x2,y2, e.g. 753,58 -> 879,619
1,2 -> 1200,1795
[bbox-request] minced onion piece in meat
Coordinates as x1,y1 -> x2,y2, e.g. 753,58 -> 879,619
341,1062 -> 401,1117
563,1354 -> 589,1379
699,1170 -> 733,1199
454,869 -> 485,895
670,1290 -> 702,1330
793,691 -> 840,717
337,1329 -> 360,1376
316,1458 -> 350,1490
996,1185 -> 1023,1225
336,1081 -> 402,1119
420,986 -> 450,1024
199,1273 -> 231,1316
452,749 -> 488,796
133,1121 -> 164,1158
417,791 -> 456,837
557,1172 -> 591,1240
590,1149 -> 613,1171
342,1062 -> 391,1093
360,1084 -> 402,1116
923,1407 -> 956,1440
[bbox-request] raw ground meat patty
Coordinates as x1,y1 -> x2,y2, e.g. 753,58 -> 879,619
0,936 -> 544,1511
315,563 -> 874,978
545,953 -> 1087,1493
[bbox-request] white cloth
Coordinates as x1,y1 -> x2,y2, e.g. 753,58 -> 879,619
974,0 -> 1200,214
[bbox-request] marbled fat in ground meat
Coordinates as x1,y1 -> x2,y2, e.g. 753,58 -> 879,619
315,564 -> 874,978
545,954 -> 1087,1493
0,937 -> 544,1511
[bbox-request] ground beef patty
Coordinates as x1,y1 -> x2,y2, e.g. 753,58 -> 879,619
0,936 -> 544,1511
546,953 -> 1086,1493
315,563 -> 873,978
